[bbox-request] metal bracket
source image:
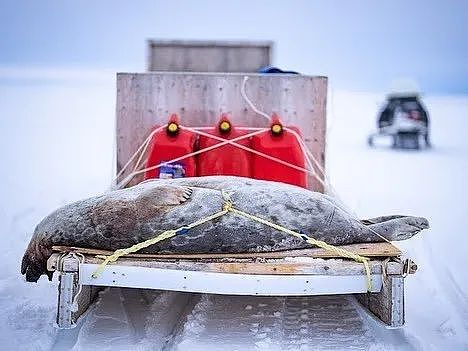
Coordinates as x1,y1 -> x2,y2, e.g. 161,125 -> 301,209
402,258 -> 417,277
55,253 -> 81,329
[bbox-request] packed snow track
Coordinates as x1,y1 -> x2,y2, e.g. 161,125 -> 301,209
50,288 -> 407,351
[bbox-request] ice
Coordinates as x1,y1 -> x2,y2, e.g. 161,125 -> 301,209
0,84 -> 467,349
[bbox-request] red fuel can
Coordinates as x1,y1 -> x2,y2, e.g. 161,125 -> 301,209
251,114 -> 307,188
197,114 -> 252,177
144,114 -> 197,180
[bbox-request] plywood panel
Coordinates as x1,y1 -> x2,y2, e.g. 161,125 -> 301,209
147,40 -> 272,72
52,242 -> 400,260
83,258 -> 399,276
116,72 -> 327,191
356,276 -> 405,327
48,252 -> 404,276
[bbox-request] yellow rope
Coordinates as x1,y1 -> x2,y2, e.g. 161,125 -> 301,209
90,209 -> 228,279
221,192 -> 372,292
228,207 -> 372,291
91,190 -> 373,292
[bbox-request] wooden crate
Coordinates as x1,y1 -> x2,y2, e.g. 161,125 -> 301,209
116,72 -> 327,191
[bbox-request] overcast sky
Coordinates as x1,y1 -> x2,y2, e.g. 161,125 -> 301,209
1,0 -> 467,93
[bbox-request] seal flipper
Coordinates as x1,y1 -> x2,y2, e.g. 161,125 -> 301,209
361,215 -> 407,225
363,215 -> 429,241
21,185 -> 195,283
21,238 -> 53,282
136,185 -> 193,206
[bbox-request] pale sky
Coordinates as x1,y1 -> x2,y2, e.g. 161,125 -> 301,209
1,0 -> 467,93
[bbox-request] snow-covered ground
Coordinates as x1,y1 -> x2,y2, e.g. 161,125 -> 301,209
0,80 -> 467,350
327,91 -> 468,350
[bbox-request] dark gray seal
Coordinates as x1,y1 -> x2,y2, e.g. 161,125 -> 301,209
21,176 -> 429,282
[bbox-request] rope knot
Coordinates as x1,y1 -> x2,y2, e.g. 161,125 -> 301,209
221,189 -> 234,211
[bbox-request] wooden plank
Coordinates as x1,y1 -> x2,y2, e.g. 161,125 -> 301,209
79,256 -> 404,276
48,252 -> 406,276
115,72 -> 327,191
147,39 -> 272,72
356,275 -> 405,327
52,242 -> 400,260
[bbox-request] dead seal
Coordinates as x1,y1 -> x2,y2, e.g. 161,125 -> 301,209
21,176 -> 429,282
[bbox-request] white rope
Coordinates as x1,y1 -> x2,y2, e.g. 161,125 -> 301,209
186,126 -> 267,132
114,124 -> 327,190
57,252 -> 86,312
185,126 -> 325,187
239,75 -> 325,187
132,133 -> 153,172
132,126 -> 268,175
286,130 -> 396,245
114,128 -> 268,189
241,76 -> 271,123
70,252 -> 85,312
284,127 -> 325,181
285,127 -> 325,177
170,126 -> 321,186
112,125 -> 165,187
286,126 -> 350,206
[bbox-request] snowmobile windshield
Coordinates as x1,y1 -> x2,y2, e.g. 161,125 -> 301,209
378,97 -> 429,128
401,101 -> 421,112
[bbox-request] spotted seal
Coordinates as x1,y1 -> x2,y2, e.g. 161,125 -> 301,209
21,176 -> 429,282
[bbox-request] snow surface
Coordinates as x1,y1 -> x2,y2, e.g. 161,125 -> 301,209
0,81 -> 467,350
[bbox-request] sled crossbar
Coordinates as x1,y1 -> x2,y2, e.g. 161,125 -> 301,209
51,242 -> 401,260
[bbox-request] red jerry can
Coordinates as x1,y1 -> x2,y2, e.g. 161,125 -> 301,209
197,114 -> 252,177
251,114 -> 307,188
144,114 -> 197,180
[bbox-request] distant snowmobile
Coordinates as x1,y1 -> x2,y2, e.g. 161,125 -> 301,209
368,94 -> 430,149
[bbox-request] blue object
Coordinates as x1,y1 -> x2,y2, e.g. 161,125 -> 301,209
159,162 -> 186,179
258,66 -> 299,74
176,227 -> 190,235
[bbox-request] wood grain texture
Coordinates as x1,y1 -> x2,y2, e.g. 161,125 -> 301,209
48,253 -> 404,276
52,242 -> 400,260
356,276 -> 405,327
116,72 -> 327,191
147,40 -> 272,72
83,258 -> 403,276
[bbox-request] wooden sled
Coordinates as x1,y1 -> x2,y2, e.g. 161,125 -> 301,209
45,72 -> 419,330
47,242 -> 416,329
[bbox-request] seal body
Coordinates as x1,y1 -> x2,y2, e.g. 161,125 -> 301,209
21,176 -> 429,282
